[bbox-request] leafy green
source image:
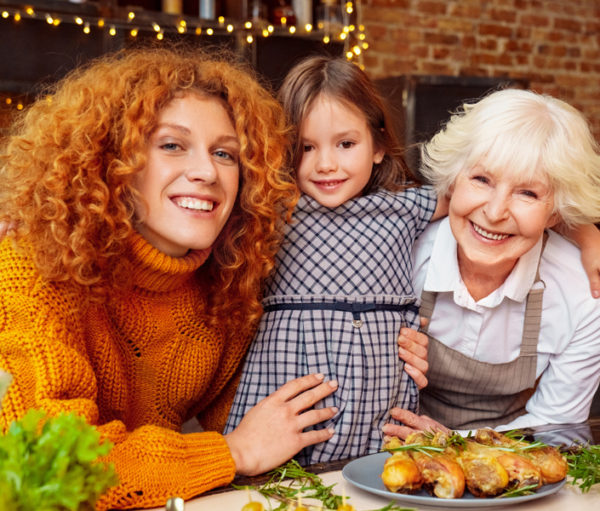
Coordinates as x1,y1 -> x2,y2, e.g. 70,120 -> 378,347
565,444 -> 600,493
234,460 -> 415,511
0,409 -> 118,511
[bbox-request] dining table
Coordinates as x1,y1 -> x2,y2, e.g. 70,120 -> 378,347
150,418 -> 600,511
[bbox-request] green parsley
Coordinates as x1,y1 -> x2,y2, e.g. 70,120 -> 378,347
0,409 -> 118,511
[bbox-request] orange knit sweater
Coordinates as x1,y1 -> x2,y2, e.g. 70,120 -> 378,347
0,235 -> 253,510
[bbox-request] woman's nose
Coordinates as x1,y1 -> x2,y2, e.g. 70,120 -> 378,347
484,190 -> 510,221
184,154 -> 217,184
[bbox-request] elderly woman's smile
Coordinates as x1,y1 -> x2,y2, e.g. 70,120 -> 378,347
449,166 -> 557,294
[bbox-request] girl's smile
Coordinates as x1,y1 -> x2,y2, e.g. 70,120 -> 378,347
297,94 -> 383,209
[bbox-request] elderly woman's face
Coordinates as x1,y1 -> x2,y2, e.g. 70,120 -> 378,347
449,165 -> 557,276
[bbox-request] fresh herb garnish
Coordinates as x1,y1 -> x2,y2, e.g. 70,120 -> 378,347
234,460 -> 415,511
497,483 -> 539,498
383,443 -> 445,456
565,444 -> 600,493
0,409 -> 118,511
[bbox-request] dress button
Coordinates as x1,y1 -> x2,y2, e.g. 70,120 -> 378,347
352,319 -> 363,328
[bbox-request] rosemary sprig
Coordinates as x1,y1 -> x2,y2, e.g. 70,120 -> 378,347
565,444 -> 600,493
497,483 -> 539,498
234,460 -> 415,511
383,443 -> 445,456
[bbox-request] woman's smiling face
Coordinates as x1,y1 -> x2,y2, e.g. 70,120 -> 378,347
449,165 -> 558,278
132,93 -> 240,257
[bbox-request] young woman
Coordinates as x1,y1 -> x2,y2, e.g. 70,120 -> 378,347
0,47 -> 338,510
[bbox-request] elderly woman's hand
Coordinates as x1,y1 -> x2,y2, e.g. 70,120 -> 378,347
557,223 -> 600,298
397,319 -> 429,389
382,407 -> 450,441
579,224 -> 600,298
225,374 -> 338,476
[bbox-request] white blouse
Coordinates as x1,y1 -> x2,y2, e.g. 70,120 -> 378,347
412,218 -> 600,430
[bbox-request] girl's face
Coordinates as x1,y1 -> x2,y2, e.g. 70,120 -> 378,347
132,93 -> 240,257
296,95 -> 384,208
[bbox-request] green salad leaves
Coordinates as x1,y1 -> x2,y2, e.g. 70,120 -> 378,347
0,410 -> 118,511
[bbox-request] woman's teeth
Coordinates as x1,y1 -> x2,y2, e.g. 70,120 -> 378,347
472,223 -> 510,241
175,197 -> 214,211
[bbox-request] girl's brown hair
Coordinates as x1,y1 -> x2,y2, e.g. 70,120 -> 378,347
0,45 -> 298,331
278,55 -> 419,193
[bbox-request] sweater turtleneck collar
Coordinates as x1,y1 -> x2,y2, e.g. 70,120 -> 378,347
127,233 -> 212,293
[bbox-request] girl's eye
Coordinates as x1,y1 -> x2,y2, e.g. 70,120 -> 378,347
302,144 -> 314,153
340,140 -> 355,149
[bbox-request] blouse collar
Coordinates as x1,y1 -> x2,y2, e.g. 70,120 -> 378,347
424,218 -> 543,308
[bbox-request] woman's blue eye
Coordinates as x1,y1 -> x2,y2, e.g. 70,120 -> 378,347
473,175 -> 489,184
214,149 -> 237,163
161,142 -> 180,151
520,189 -> 538,199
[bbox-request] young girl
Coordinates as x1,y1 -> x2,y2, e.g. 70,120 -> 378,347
225,56 -> 446,464
0,47 -> 338,510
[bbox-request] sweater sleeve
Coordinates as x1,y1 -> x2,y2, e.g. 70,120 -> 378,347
0,247 -> 237,510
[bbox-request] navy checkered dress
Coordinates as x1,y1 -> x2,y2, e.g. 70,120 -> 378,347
224,186 -> 437,464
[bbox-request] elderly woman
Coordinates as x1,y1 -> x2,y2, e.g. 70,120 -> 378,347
385,89 -> 600,436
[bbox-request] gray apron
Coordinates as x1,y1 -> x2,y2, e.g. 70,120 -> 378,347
418,235 -> 547,430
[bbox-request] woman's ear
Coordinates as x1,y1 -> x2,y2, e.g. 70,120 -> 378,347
545,211 -> 561,229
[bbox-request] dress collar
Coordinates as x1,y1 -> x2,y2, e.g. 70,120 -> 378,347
424,218 -> 543,307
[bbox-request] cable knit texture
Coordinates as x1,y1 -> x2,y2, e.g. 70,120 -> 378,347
0,234 -> 254,510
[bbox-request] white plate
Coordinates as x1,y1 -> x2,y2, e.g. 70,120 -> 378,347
342,452 -> 567,508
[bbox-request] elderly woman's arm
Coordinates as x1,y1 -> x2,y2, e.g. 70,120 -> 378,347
560,223 -> 600,298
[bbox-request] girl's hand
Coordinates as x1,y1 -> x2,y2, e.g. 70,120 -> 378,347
398,319 -> 429,389
382,407 -> 449,441
225,374 -> 338,476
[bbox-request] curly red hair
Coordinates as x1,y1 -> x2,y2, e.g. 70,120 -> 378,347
0,45 -> 298,330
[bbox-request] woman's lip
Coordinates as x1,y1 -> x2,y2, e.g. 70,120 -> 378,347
170,195 -> 219,213
470,221 -> 512,241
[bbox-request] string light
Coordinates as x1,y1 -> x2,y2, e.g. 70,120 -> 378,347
0,2 -> 369,62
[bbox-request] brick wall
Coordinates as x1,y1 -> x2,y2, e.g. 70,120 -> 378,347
361,0 -> 600,141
